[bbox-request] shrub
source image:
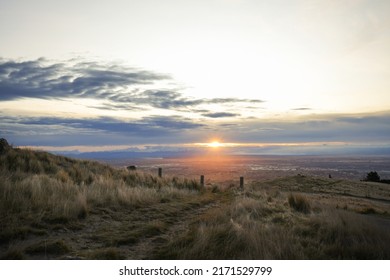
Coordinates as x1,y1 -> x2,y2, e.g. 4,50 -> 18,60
365,171 -> 380,182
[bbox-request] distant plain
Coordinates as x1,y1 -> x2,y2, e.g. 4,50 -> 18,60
105,155 -> 390,185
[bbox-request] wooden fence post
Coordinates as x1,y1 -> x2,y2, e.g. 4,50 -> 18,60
200,175 -> 204,186
240,176 -> 244,190
158,168 -> 162,178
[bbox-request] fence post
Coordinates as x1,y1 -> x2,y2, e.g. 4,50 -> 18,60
158,167 -> 162,178
240,176 -> 244,190
200,175 -> 204,186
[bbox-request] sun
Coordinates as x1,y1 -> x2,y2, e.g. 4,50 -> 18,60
208,141 -> 222,148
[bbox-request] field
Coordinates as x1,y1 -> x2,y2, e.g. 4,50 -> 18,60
1,147 -> 390,259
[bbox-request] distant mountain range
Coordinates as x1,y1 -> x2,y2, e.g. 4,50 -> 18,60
55,146 -> 390,160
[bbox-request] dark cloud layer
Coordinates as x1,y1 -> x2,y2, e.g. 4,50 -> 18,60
2,115 -> 203,134
1,112 -> 389,151
0,59 -> 166,99
0,58 -> 264,110
0,115 -> 205,146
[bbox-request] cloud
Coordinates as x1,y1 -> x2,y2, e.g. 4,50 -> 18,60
5,115 -> 203,133
208,98 -> 264,104
0,58 -> 264,111
142,90 -> 203,109
220,112 -> 390,144
0,59 -> 182,116
0,58 -> 167,100
202,112 -> 240,118
0,114 -> 205,146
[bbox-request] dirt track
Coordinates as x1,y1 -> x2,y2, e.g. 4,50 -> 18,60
122,201 -> 219,259
48,198 -> 222,260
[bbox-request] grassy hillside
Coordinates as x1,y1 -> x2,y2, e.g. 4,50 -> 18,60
159,178 -> 390,259
1,142 -> 390,259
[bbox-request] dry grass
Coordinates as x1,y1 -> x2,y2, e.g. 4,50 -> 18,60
0,172 -> 201,227
301,208 -> 390,259
288,193 -> 311,214
157,185 -> 390,259
0,146 -> 206,259
156,188 -> 297,259
0,148 -> 204,219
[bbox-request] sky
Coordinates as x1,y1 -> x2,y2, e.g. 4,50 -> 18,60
0,0 -> 390,155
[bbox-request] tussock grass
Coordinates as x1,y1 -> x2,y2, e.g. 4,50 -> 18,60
0,147 -> 204,222
0,169 -> 200,227
1,175 -> 88,222
158,186 -> 390,260
0,146 -> 205,259
288,193 -> 311,214
158,191 -> 303,259
302,209 -> 390,259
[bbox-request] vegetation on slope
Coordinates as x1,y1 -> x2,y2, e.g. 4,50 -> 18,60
0,141 -> 207,259
1,139 -> 390,259
156,184 -> 390,259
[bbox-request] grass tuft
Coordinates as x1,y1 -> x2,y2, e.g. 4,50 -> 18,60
288,193 -> 311,214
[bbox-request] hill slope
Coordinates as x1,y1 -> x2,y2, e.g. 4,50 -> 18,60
1,140 -> 390,259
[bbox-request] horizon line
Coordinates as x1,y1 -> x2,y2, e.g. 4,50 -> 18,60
19,141 -> 390,154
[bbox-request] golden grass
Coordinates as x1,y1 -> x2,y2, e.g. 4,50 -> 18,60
303,208 -> 390,259
0,170 -> 202,226
288,193 -> 311,214
157,190 -> 301,259
0,147 -> 205,259
157,186 -> 390,259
